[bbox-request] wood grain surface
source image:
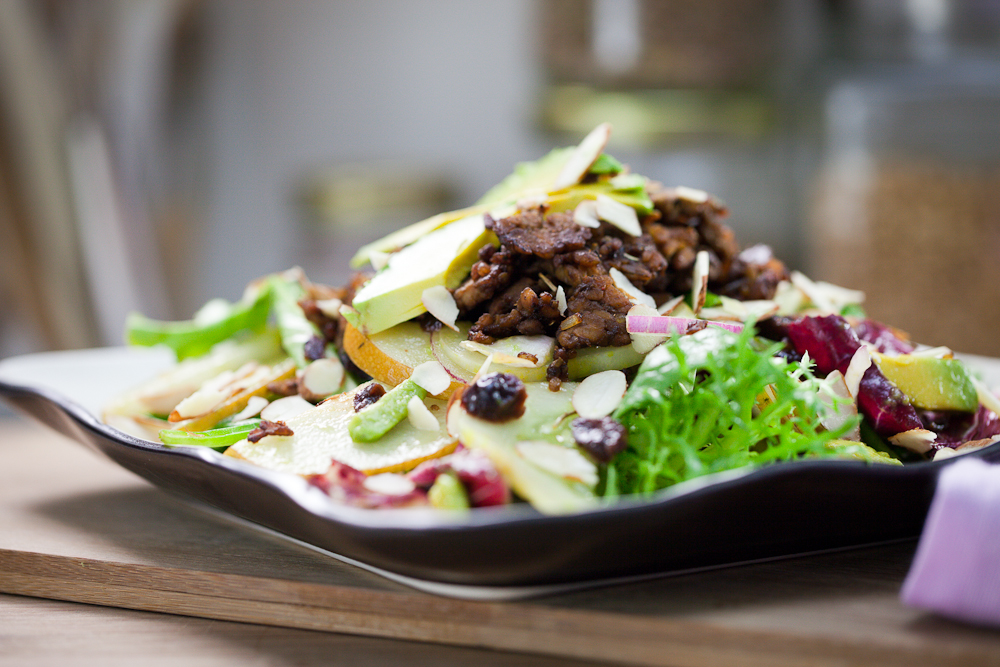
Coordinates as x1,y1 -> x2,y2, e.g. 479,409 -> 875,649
3,417 -> 1000,666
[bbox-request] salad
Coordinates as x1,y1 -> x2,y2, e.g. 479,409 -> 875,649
105,123 -> 1000,515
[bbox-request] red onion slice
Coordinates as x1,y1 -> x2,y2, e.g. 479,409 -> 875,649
626,314 -> 744,336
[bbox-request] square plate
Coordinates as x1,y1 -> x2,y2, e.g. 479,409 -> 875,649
3,346 -> 999,590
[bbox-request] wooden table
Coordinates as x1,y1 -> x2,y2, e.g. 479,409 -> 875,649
3,416 -> 1000,666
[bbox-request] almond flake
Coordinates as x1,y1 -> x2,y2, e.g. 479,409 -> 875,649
421,285 -> 460,331
556,285 -> 568,316
911,346 -> 953,358
596,194 -> 641,236
888,428 -> 936,454
691,250 -> 710,314
844,346 -> 871,399
610,268 -> 655,308
516,189 -> 549,210
363,472 -> 416,496
818,370 -> 860,440
553,122 -> 612,191
657,294 -> 685,315
301,358 -> 345,398
410,360 -> 451,396
232,395 -> 269,422
572,370 -> 628,419
261,395 -> 313,423
515,441 -> 598,488
674,186 -> 710,203
573,200 -> 601,229
407,395 -> 440,431
973,378 -> 1000,416
315,298 -> 343,319
369,250 -> 390,271
172,387 -> 228,420
460,341 -> 536,368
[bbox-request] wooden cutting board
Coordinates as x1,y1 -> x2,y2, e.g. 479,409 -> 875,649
3,417 -> 1000,666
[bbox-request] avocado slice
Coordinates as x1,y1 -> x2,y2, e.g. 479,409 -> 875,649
345,214 -> 496,335
874,353 -> 979,412
475,147 -> 574,207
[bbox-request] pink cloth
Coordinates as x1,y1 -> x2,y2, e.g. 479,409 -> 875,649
901,458 -> 1000,626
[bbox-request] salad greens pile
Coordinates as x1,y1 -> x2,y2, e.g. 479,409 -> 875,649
607,325 -> 856,497
107,122 -> 1000,515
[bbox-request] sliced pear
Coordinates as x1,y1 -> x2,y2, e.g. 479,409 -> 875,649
227,381 -> 456,475
343,321 -> 467,397
345,214 -> 495,335
431,323 -> 550,382
447,381 -> 596,515
566,344 -> 645,379
106,329 -> 286,419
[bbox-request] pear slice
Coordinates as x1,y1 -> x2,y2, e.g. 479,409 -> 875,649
345,214 -> 496,335
447,381 -> 597,515
227,381 -> 456,475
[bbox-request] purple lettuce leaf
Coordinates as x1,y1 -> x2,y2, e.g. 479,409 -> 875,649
784,315 -> 922,437
408,447 -> 510,507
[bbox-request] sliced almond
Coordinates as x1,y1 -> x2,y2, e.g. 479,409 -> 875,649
772,280 -> 807,315
369,250 -> 391,271
973,378 -> 1000,416
657,294 -> 685,316
301,358 -> 345,399
674,185 -> 710,203
844,346 -> 872,400
516,189 -> 549,211
363,472 -> 417,496
172,387 -> 228,421
232,395 -> 269,422
515,441 -> 599,488
888,428 -> 936,454
410,360 -> 452,396
553,122 -> 612,191
911,346 -> 953,358
421,285 -> 460,331
315,298 -> 343,319
818,370 -> 860,441
573,200 -> 601,229
596,194 -> 641,237
609,268 -> 656,309
261,395 -> 313,423
556,285 -> 568,316
572,369 -> 628,418
406,395 -> 440,431
691,250 -> 710,314
460,341 -> 537,368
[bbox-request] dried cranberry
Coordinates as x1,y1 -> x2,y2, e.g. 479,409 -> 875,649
571,416 -> 627,463
460,372 -> 527,422
353,382 -> 386,412
303,335 -> 327,362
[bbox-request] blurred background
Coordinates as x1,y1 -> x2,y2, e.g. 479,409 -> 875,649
2,0 -> 1000,361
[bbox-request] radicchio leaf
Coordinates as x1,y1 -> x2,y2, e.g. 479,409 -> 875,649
784,315 -> 922,437
852,319 -> 915,355
923,405 -> 1000,448
408,447 -> 510,507
307,461 -> 428,508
